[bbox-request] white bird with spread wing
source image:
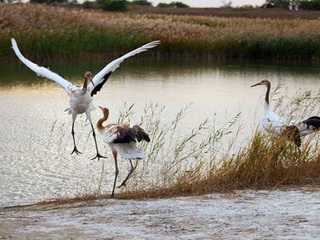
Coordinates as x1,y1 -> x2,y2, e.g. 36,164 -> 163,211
11,38 -> 160,160
251,80 -> 320,147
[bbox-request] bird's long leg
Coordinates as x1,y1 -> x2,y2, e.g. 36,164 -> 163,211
118,159 -> 136,188
90,122 -> 106,161
86,111 -> 106,160
111,150 -> 119,197
71,114 -> 81,155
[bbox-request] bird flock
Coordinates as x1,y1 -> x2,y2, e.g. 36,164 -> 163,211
11,38 -> 320,197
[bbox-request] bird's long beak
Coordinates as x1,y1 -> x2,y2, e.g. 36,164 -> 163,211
99,106 -> 103,110
251,82 -> 262,87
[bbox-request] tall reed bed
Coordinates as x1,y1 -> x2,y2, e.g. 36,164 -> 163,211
3,4 -> 320,60
0,4 -> 149,59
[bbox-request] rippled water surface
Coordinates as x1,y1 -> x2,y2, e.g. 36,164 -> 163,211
1,58 -> 320,206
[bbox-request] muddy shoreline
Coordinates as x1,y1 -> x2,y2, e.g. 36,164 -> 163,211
1,187 -> 320,239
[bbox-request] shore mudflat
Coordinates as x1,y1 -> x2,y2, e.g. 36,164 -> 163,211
1,187 -> 320,239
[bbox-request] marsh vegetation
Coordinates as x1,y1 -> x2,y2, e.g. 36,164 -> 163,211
45,87 -> 320,203
3,4 -> 320,61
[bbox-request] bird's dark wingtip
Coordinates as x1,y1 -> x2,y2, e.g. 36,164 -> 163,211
303,116 -> 320,129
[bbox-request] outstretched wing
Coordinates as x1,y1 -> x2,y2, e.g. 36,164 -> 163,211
112,125 -> 150,143
103,124 -> 150,144
90,72 -> 111,97
131,125 -> 151,142
11,38 -> 74,94
89,40 -> 161,96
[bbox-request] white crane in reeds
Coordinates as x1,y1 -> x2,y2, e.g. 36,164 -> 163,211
11,38 -> 160,160
97,106 -> 150,197
251,80 -> 320,147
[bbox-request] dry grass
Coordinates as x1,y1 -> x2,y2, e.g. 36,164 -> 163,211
2,4 -> 320,60
30,93 -> 320,203
116,133 -> 320,200
37,129 -> 320,203
114,90 -> 320,200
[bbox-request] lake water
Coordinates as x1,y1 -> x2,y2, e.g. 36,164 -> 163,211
1,57 -> 320,207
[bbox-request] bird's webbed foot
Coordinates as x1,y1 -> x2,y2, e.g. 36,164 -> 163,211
71,147 -> 82,155
91,152 -> 107,161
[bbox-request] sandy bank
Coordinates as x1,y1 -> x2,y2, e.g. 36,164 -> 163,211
1,187 -> 320,239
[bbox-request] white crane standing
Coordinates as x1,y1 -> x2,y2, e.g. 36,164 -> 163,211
251,80 -> 320,147
11,38 -> 160,160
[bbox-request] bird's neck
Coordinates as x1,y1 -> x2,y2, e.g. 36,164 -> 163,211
264,101 -> 270,114
97,110 -> 109,132
265,82 -> 270,106
82,78 -> 89,94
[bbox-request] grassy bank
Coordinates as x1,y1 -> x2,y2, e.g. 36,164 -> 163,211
39,89 -> 320,204
41,128 -> 320,204
117,134 -> 320,199
2,4 -> 320,61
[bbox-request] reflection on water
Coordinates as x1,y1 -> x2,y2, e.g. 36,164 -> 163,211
1,58 -> 320,206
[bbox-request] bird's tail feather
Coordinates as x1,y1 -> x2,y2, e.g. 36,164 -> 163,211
113,142 -> 146,159
303,116 -> 320,129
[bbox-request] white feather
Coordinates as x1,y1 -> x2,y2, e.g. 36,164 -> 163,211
263,105 -> 288,135
11,38 -> 75,94
112,142 -> 146,160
